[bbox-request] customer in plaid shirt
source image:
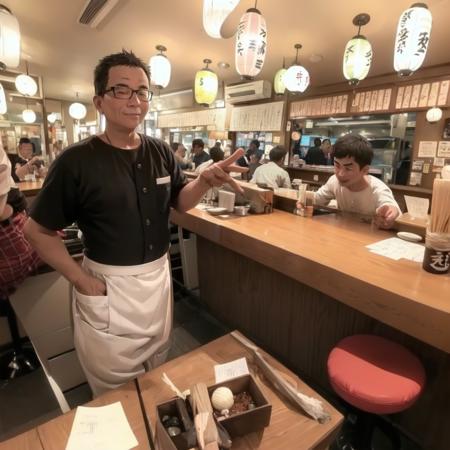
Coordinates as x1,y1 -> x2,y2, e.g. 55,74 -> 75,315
0,146 -> 41,297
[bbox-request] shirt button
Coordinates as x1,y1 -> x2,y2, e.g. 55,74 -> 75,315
137,163 -> 142,169
148,244 -> 153,251
142,187 -> 148,193
145,218 -> 151,226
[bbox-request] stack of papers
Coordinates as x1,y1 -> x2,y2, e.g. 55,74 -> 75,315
65,402 -> 138,450
366,238 -> 424,262
214,357 -> 249,383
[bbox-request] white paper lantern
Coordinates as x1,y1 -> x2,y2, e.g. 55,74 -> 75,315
284,44 -> 310,93
274,63 -> 287,95
203,0 -> 240,39
394,3 -> 432,76
195,59 -> 218,106
235,8 -> 267,79
149,45 -> 171,89
47,113 -> 57,124
15,74 -> 38,96
426,106 -> 442,123
0,83 -> 7,114
69,102 -> 87,120
0,5 -> 20,69
22,109 -> 36,123
343,37 -> 372,85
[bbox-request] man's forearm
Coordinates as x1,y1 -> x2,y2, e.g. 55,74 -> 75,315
15,164 -> 29,181
24,219 -> 85,284
175,178 -> 210,212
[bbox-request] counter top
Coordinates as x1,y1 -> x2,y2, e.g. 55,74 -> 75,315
17,179 -> 44,196
171,207 -> 450,353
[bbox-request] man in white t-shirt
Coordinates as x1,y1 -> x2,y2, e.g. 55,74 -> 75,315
251,146 -> 291,189
297,134 -> 401,229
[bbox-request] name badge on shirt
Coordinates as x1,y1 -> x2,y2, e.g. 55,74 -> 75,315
156,176 -> 171,185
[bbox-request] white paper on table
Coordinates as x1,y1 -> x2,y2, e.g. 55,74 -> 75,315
65,402 -> 138,450
214,357 -> 249,383
366,238 -> 424,262
404,195 -> 429,217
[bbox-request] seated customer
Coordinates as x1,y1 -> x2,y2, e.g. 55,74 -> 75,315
195,147 -> 225,173
170,142 -> 192,170
1,146 -> 41,297
251,146 -> 291,189
298,134 -> 400,229
190,139 -> 210,168
305,137 -> 327,165
9,138 -> 45,182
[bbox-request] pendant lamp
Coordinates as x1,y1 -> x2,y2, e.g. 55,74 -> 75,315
195,59 -> 218,106
343,13 -> 373,86
235,1 -> 267,79
203,0 -> 240,39
22,109 -> 36,123
15,61 -> 38,96
426,106 -> 442,123
69,93 -> 87,120
47,113 -> 57,124
284,44 -> 310,93
394,3 -> 432,77
149,45 -> 171,89
0,83 -> 7,114
0,5 -> 20,69
273,58 -> 287,95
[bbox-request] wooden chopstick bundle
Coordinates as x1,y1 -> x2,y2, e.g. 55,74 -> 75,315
430,179 -> 450,234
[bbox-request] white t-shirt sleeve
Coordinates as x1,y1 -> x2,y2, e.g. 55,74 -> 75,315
281,170 -> 291,188
0,148 -> 15,196
371,177 -> 401,213
313,175 -> 337,206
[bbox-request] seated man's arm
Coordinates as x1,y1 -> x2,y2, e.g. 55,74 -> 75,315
373,184 -> 401,229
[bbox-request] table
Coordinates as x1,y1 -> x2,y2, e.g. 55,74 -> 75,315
0,429 -> 43,450
138,332 -> 343,450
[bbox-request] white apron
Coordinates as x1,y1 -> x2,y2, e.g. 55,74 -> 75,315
72,253 -> 172,396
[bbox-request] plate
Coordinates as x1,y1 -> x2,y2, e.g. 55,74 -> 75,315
397,232 -> 423,243
207,207 -> 228,216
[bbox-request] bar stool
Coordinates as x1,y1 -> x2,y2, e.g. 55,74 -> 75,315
327,334 -> 425,450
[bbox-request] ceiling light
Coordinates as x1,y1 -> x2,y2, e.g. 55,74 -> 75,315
15,74 -> 38,96
47,113 -> 57,124
235,3 -> 267,79
22,108 -> 36,123
69,93 -> 87,120
0,5 -> 20,69
284,44 -> 310,93
309,54 -> 323,63
203,0 -> 240,39
426,106 -> 442,123
217,61 -> 230,69
149,45 -> 171,89
394,3 -> 432,77
195,58 -> 218,106
0,83 -> 6,113
343,13 -> 372,86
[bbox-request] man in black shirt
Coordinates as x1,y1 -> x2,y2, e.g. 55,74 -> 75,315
24,50 -> 244,395
191,138 -> 210,168
305,137 -> 327,165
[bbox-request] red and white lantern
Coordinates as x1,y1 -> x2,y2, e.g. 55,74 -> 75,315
235,8 -> 267,79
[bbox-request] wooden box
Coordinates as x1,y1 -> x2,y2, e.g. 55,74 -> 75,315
155,374 -> 271,450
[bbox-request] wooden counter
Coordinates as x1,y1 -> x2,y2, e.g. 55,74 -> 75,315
171,207 -> 450,449
171,207 -> 449,353
17,179 -> 44,197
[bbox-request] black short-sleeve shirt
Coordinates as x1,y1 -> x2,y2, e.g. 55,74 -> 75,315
30,135 -> 187,265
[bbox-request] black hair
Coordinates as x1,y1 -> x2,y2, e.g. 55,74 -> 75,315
170,142 -> 180,152
94,50 -> 150,96
314,137 -> 322,147
210,147 -> 224,163
19,137 -> 31,145
250,139 -> 260,148
333,133 -> 373,168
322,138 -> 331,145
269,146 -> 287,163
192,138 -> 204,149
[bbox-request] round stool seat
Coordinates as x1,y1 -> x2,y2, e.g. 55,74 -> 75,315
328,334 -> 425,414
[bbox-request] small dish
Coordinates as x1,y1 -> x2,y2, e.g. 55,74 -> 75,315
397,231 -> 423,243
207,207 -> 228,216
234,206 -> 250,216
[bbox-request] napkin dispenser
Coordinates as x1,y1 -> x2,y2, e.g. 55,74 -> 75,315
224,181 -> 273,214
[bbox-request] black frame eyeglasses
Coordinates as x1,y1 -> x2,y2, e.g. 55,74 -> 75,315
104,85 -> 153,102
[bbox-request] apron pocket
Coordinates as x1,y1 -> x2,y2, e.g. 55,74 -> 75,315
74,289 -> 110,331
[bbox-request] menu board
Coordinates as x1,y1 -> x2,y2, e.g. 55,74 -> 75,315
350,88 -> 392,113
230,101 -> 284,131
290,95 -> 348,118
158,108 -> 226,129
395,79 -> 450,109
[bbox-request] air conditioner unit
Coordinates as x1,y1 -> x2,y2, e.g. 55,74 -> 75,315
225,80 -> 272,104
78,0 -> 120,28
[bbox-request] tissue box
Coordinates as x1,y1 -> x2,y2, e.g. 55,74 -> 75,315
155,374 -> 271,450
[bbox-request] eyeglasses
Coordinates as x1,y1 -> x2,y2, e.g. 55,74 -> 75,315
104,85 -> 153,102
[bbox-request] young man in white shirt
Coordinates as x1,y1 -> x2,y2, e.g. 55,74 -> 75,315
297,134 -> 401,229
251,146 -> 291,189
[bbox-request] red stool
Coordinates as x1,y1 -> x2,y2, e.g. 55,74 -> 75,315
327,334 -> 425,449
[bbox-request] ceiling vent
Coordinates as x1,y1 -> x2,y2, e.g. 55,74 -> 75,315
225,80 -> 272,104
78,0 -> 119,28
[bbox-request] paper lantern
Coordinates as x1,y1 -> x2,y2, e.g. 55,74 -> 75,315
47,113 -> 57,124
343,14 -> 372,85
426,107 -> 442,123
0,83 -> 7,114
15,74 -> 38,96
274,58 -> 287,95
235,7 -> 267,79
195,59 -> 218,106
0,5 -> 20,69
69,102 -> 87,120
22,109 -> 36,123
203,0 -> 240,39
284,44 -> 310,93
149,45 -> 171,89
394,3 -> 432,76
